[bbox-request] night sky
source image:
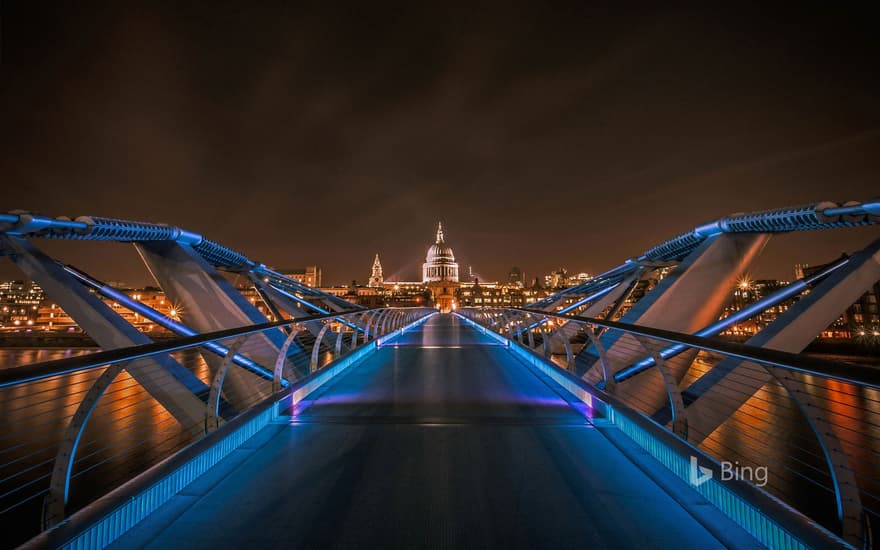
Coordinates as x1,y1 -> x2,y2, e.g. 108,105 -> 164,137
2,3 -> 878,286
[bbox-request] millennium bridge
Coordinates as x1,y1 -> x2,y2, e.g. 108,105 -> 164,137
0,200 -> 878,549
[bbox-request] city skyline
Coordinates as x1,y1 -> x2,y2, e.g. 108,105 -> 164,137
3,4 -> 878,285
0,215 -> 875,287
3,214 -> 877,341
2,6 -> 880,547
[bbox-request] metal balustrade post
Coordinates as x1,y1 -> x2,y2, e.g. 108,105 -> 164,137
479,310 -> 492,328
363,310 -> 382,341
498,311 -> 514,338
43,360 -> 132,529
371,309 -> 390,338
310,324 -> 332,372
523,313 -> 537,348
206,336 -> 248,433
386,309 -> 401,334
504,311 -> 522,342
350,311 -> 368,349
539,319 -> 552,358
395,310 -> 408,331
274,325 -> 302,391
478,311 -> 491,327
495,311 -> 504,328
382,309 -> 400,335
382,311 -> 393,334
633,335 -> 688,439
583,325 -> 616,394
482,310 -> 494,328
542,323 -> 574,369
521,311 -> 543,351
381,309 -> 395,335
334,321 -> 349,355
763,366 -> 867,546
514,317 -> 526,345
562,332 -> 574,369
381,309 -> 398,335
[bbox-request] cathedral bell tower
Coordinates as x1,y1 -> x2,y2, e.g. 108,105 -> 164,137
368,254 -> 384,288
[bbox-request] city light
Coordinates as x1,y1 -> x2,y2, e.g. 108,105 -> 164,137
168,304 -> 184,319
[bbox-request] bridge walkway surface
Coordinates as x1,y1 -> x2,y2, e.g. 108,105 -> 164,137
109,314 -> 760,549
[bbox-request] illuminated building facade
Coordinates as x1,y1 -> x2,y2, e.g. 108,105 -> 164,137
508,266 -> 524,287
0,280 -> 44,329
717,263 -> 879,341
36,287 -> 176,334
422,222 -> 460,312
457,280 -> 549,308
279,266 -> 322,288
544,269 -> 592,289
422,222 -> 459,283
800,261 -> 880,339
720,279 -> 795,337
368,254 -> 384,288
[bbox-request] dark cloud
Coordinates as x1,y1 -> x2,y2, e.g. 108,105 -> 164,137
2,3 -> 878,286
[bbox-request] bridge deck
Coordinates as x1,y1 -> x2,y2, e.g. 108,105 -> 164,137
111,315 -> 757,549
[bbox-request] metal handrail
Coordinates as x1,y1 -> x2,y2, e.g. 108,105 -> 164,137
0,308 -> 380,388
513,307 -> 880,389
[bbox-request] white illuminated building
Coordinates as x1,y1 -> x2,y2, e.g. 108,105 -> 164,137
368,254 -> 384,287
422,222 -> 459,283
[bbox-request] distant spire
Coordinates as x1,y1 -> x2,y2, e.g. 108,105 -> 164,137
436,221 -> 445,244
369,253 -> 383,287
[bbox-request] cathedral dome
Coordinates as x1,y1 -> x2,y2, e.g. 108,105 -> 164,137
422,222 -> 459,283
425,242 -> 455,264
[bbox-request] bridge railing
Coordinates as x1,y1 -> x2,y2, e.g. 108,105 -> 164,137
0,307 -> 433,547
458,306 -> 879,548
